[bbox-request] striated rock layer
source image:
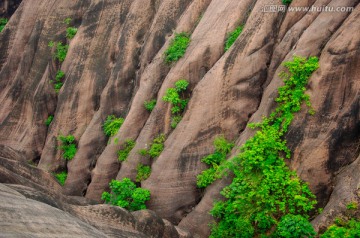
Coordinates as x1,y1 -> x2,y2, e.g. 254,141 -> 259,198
0,0 -> 359,237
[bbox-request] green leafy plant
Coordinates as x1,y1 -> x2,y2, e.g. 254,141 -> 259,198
136,164 -> 151,182
197,136 -> 234,188
321,219 -> 360,238
148,134 -> 166,158
54,42 -> 69,62
162,79 -> 189,128
48,41 -> 55,48
203,56 -> 319,237
224,25 -> 243,51
66,27 -> 78,39
45,115 -> 54,126
346,201 -> 358,210
171,115 -> 182,129
103,115 -> 125,137
0,18 -> 8,32
138,149 -> 148,156
144,99 -> 157,112
64,17 -> 72,25
282,0 -> 292,5
58,135 -> 77,160
101,178 -> 150,211
54,171 -> 68,186
117,139 -> 136,162
164,32 -> 190,63
52,70 -> 65,92
275,214 -> 316,237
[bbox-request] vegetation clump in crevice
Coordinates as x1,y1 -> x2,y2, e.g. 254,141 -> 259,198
196,136 -> 234,188
0,18 -> 8,32
162,79 -> 189,129
140,134 -> 166,159
101,178 -> 150,211
45,115 -> 54,126
199,56 -> 319,237
52,70 -> 65,92
144,99 -> 157,112
136,164 -> 151,182
58,135 -> 77,160
321,218 -> 360,237
282,0 -> 292,5
117,139 -> 136,162
224,25 -> 243,51
103,115 -> 125,137
54,171 -> 68,186
346,201 -> 358,210
164,32 -> 190,63
66,27 -> 77,39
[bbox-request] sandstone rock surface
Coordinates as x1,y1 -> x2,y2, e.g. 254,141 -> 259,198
0,0 -> 359,237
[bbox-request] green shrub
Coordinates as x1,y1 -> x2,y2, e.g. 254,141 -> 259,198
148,134 -> 166,158
162,79 -> 189,128
206,56 -> 319,237
171,115 -> 182,129
101,178 -> 150,211
54,171 -> 67,186
48,41 -> 55,48
275,214 -> 316,238
58,135 -> 77,160
45,115 -> 54,126
282,0 -> 292,5
56,70 -> 65,81
144,99 -> 156,112
136,164 -> 151,182
0,18 -> 8,32
138,149 -> 148,156
197,136 -> 234,188
117,139 -> 136,162
64,17 -> 72,25
53,70 -> 65,92
54,42 -> 69,62
103,115 -> 125,137
224,25 -> 243,51
164,32 -> 190,63
321,219 -> 360,238
66,27 -> 77,39
346,201 -> 358,210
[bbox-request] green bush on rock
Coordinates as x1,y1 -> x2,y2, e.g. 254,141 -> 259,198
164,33 -> 190,63
224,25 -> 243,51
102,178 -> 150,211
58,135 -> 77,160
0,18 -> 8,32
103,115 -> 125,137
45,115 -> 54,126
197,136 -> 234,188
162,79 -> 189,129
54,171 -> 68,186
117,139 -> 136,162
200,56 -> 319,237
144,99 -> 157,112
136,164 -> 151,182
66,27 -> 77,39
321,219 -> 360,238
275,214 -> 316,238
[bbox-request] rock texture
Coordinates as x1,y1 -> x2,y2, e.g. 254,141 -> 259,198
0,0 -> 359,237
0,149 -> 191,237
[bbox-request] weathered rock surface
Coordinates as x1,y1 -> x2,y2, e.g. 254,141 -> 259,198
0,0 -> 359,237
0,150 -> 191,237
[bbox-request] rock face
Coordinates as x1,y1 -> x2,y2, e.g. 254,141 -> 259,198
0,0 -> 359,237
0,150 -> 191,237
